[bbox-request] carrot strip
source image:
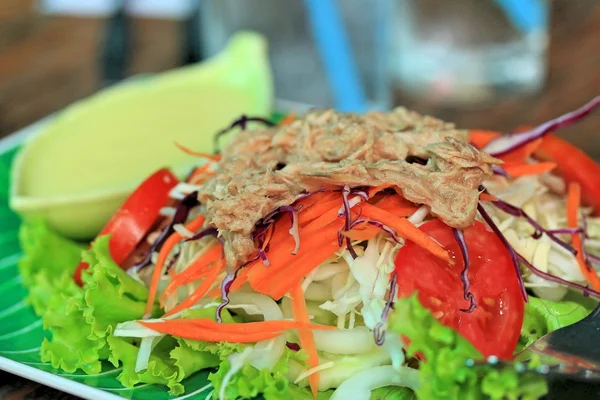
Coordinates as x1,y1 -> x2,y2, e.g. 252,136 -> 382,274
300,198 -> 342,227
154,318 -> 334,333
479,192 -> 499,202
279,112 -> 297,126
296,192 -> 338,211
188,164 -> 216,184
138,321 -> 281,343
368,185 -> 393,198
503,162 -> 556,177
376,195 -> 419,217
360,203 -> 451,263
164,258 -> 225,317
500,138 -> 543,163
248,219 -> 344,287
174,142 -> 221,161
260,240 -> 341,300
342,224 -> 381,241
160,243 -> 222,303
469,130 -> 500,149
567,182 -> 600,291
144,215 -> 206,316
290,284 -> 320,397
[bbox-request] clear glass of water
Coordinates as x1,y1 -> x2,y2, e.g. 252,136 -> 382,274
390,0 -> 550,107
198,0 -> 392,111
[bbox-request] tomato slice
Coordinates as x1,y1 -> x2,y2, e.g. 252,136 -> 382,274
73,168 -> 179,285
394,219 -> 524,359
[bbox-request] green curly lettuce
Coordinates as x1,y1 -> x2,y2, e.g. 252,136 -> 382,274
389,294 -> 548,400
19,224 -> 219,393
519,296 -> 590,349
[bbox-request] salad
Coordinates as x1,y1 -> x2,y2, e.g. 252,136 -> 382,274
17,97 -> 600,400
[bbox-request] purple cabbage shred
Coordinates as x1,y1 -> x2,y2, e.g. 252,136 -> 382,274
477,203 -> 529,302
213,114 -> 275,153
484,96 -> 600,156
374,272 -> 398,346
452,228 -> 476,313
518,254 -> 600,300
482,189 -> 577,255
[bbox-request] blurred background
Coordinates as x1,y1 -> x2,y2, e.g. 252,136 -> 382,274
0,0 -> 599,152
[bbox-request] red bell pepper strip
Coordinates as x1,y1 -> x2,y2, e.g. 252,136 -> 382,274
535,134 -> 600,212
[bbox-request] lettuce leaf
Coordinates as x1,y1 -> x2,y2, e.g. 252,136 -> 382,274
389,294 -> 548,400
209,348 -> 305,400
18,221 -> 85,314
520,296 -> 590,348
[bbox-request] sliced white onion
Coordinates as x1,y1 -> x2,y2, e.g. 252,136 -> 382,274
159,207 -> 176,218
135,336 -> 161,372
407,205 -> 429,225
228,293 -> 286,371
330,365 -> 420,400
114,321 -> 164,338
173,223 -> 195,239
294,361 -> 335,384
312,326 -> 375,354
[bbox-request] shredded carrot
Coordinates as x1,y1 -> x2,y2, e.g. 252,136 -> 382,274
187,164 -> 216,184
567,182 -> 600,291
152,318 -> 334,333
144,215 -> 207,316
296,191 -> 338,211
479,192 -> 499,202
261,240 -> 341,300
500,138 -> 543,163
342,223 -> 381,241
139,322 -> 281,343
503,162 -> 556,177
248,219 -> 344,288
290,284 -> 320,398
375,195 -> 419,217
174,142 -> 221,161
138,317 -> 332,343
368,185 -> 393,198
164,258 -> 225,317
299,198 -> 342,226
360,203 -> 452,263
261,224 -> 275,251
160,243 -> 222,303
469,130 -> 501,149
279,112 -> 297,126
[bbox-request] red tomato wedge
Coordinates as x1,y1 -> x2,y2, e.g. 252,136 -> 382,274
73,168 -> 179,285
394,219 -> 525,359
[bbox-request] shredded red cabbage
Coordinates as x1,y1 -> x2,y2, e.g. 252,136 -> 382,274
133,191 -> 200,271
341,185 -> 358,258
492,164 -> 511,178
215,271 -> 237,323
518,254 -> 600,300
286,342 -> 301,351
374,272 -> 397,346
483,96 -> 600,156
213,114 -> 275,153
477,203 -> 529,302
185,226 -> 219,242
546,228 -> 583,235
487,194 -> 577,255
452,228 -> 476,313
349,218 -> 403,244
